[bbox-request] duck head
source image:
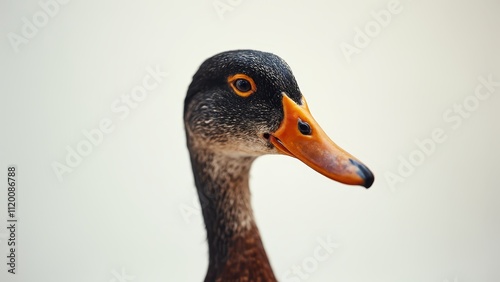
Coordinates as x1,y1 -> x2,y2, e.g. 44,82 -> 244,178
184,50 -> 374,188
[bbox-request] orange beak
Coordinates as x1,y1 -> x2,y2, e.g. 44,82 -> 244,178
269,93 -> 374,188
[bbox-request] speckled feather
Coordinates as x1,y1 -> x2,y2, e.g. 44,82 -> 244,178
184,50 -> 305,282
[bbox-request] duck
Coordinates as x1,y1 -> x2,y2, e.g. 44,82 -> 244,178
184,50 -> 374,282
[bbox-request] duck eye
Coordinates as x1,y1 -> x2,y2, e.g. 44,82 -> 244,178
228,74 -> 257,97
298,118 -> 312,135
234,79 -> 251,92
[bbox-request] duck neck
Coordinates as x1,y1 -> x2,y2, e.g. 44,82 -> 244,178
188,147 -> 276,281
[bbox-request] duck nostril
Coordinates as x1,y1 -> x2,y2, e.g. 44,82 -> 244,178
263,133 -> 270,139
298,118 -> 312,135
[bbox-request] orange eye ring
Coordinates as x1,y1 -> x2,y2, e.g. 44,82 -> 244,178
228,74 -> 257,97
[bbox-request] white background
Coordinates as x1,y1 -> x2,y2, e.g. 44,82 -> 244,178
1,0 -> 499,281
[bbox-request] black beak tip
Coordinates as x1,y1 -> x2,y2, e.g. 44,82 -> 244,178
349,159 -> 375,189
362,173 -> 375,189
